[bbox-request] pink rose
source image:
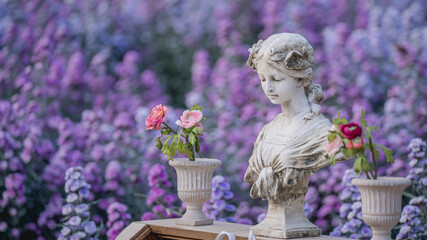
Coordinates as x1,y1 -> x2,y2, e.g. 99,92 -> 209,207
176,110 -> 203,129
325,125 -> 344,158
145,105 -> 168,130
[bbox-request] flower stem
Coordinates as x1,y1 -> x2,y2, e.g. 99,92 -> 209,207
368,137 -> 378,179
163,122 -> 178,134
365,171 -> 371,179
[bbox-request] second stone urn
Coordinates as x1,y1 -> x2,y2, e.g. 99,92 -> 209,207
169,158 -> 222,226
352,177 -> 411,240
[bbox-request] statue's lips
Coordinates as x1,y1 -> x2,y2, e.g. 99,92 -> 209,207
267,94 -> 279,98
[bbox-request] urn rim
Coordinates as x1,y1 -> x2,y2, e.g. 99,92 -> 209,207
168,158 -> 222,167
351,176 -> 411,187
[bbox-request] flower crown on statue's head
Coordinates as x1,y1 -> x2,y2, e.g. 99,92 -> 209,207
247,34 -> 315,73
247,39 -> 264,71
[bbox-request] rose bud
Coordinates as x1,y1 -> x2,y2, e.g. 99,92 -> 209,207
352,138 -> 363,149
345,140 -> 355,149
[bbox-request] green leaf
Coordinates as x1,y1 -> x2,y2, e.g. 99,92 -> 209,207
360,108 -> 367,130
185,148 -> 193,160
189,133 -> 196,146
341,117 -> 348,124
177,141 -> 185,154
164,135 -> 174,145
333,112 -> 341,126
342,148 -> 356,157
195,141 -> 200,153
368,126 -> 378,131
361,156 -> 372,172
353,156 -> 362,175
161,128 -> 171,135
372,145 -> 380,160
374,144 -> 394,163
333,118 -> 340,126
161,144 -> 170,156
155,137 -> 163,150
182,128 -> 192,135
328,133 -> 337,142
330,155 -> 337,165
190,104 -> 203,111
171,141 -> 177,155
192,127 -> 202,134
355,147 -> 365,156
360,108 -> 365,122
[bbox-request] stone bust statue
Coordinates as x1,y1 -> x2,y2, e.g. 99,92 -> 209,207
244,33 -> 332,239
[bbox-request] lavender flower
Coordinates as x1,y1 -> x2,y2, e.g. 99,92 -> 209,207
407,138 -> 427,190
1,0 -> 427,238
58,166 -> 99,240
106,202 -> 131,240
396,138 -> 426,239
330,170 -> 371,239
142,164 -> 178,219
203,175 -> 236,222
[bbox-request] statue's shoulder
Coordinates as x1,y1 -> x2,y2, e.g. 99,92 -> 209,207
306,114 -> 331,128
303,114 -> 332,137
254,118 -> 276,143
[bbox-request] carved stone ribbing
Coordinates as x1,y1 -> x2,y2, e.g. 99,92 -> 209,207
169,158 -> 222,226
352,177 -> 411,240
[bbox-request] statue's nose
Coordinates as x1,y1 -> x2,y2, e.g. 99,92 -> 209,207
266,80 -> 274,92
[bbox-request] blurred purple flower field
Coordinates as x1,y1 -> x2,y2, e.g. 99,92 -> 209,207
0,0 -> 426,239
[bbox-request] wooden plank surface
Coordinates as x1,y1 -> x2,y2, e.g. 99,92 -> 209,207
144,218 -> 250,240
116,222 -> 154,240
132,219 -> 348,240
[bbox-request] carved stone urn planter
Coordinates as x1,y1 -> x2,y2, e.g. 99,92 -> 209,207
352,177 -> 411,240
169,158 -> 222,226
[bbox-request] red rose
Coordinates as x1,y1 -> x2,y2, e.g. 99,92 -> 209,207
339,123 -> 362,140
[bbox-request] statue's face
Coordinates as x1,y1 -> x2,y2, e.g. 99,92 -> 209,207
257,60 -> 300,105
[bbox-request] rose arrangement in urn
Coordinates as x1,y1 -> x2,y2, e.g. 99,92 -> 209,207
325,109 -> 410,240
145,104 -> 221,226
325,109 -> 394,179
145,104 -> 205,161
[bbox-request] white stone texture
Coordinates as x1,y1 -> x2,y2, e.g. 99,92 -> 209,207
352,177 -> 411,240
244,33 -> 343,239
169,158 -> 222,226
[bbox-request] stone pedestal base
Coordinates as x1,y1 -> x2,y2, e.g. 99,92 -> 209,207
252,224 -> 321,239
251,188 -> 321,239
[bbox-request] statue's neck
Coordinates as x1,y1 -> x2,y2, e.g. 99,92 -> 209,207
280,91 -> 310,121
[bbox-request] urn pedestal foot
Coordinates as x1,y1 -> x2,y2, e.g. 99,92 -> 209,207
176,202 -> 214,226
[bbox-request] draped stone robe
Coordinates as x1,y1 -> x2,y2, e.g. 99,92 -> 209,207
244,114 -> 331,200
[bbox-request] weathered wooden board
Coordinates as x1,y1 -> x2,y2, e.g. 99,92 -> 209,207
117,219 -> 348,240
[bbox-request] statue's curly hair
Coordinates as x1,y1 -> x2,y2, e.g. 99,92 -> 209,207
247,33 -> 323,120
